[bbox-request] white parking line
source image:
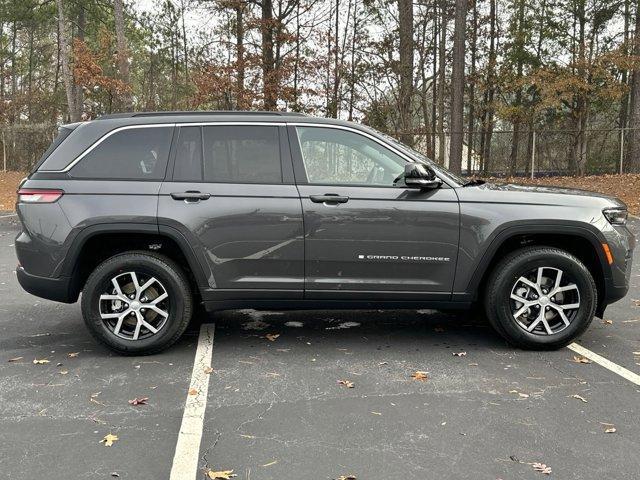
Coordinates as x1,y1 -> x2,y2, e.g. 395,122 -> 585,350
568,342 -> 640,386
169,323 -> 216,480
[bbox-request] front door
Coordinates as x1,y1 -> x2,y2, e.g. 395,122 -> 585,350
158,124 -> 304,299
290,125 -> 460,301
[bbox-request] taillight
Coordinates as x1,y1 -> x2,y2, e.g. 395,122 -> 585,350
17,188 -> 64,203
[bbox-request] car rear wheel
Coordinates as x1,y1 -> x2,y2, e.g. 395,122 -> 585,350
484,246 -> 597,350
81,251 -> 193,355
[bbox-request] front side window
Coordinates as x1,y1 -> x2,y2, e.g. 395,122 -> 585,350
296,126 -> 405,186
71,126 -> 173,180
173,125 -> 282,184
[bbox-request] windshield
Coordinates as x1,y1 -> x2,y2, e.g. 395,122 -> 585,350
363,126 -> 467,186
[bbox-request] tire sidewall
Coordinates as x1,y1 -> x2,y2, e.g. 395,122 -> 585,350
492,250 -> 596,348
81,254 -> 190,354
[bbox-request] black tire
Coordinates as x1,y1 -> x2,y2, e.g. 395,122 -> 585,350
81,251 -> 193,355
484,246 -> 597,350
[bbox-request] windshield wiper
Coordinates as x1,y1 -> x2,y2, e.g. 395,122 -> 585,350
462,179 -> 486,187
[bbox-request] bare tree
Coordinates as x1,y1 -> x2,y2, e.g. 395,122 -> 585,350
55,0 -> 81,121
448,0 -> 467,174
398,0 -> 413,145
627,0 -> 640,172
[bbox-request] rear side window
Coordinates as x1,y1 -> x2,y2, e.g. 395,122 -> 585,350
71,126 -> 173,180
173,125 -> 282,184
34,126 -> 75,171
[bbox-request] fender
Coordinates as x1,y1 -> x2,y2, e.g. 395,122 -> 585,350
458,220 -> 612,301
60,222 -> 210,293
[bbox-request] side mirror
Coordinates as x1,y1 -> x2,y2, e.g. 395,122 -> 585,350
401,163 -> 443,190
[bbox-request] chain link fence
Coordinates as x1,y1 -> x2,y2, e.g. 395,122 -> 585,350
0,124 -> 58,172
410,128 -> 632,177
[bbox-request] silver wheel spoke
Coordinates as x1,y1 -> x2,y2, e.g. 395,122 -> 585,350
526,311 -> 544,332
111,278 -> 124,297
100,312 -> 124,319
536,267 -> 544,288
140,318 -> 159,333
139,277 -> 157,295
553,269 -> 563,290
146,305 -> 169,317
513,304 -> 531,318
113,313 -> 127,336
554,307 -> 571,326
518,277 -> 540,293
540,316 -> 553,335
556,302 -> 580,310
150,292 -> 168,305
132,311 -> 143,340
130,272 -> 141,298
100,294 -> 127,302
553,284 -> 579,295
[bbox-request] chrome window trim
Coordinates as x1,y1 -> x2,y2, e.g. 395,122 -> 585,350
47,121 -> 287,173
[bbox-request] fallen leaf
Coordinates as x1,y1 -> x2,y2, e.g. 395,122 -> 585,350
468,363 -> 479,366
338,379 -> 354,388
262,460 -> 277,467
602,319 -> 613,325
67,352 -> 80,358
204,366 -> 214,374
8,356 -> 23,362
265,333 -> 280,342
572,394 -> 588,403
206,469 -> 237,479
633,351 -> 640,355
59,370 -> 68,375
532,462 -> 552,475
572,355 -> 592,364
335,476 -> 357,480
128,397 -> 149,406
452,351 -> 467,357
411,371 -> 429,381
101,433 -> 118,447
604,427 -> 617,433
518,393 -> 530,398
110,473 -> 120,477
33,358 -> 50,365
188,387 -> 199,396
371,411 -> 382,415
378,361 -> 388,366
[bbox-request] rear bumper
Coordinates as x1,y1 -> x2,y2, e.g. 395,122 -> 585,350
16,266 -> 76,303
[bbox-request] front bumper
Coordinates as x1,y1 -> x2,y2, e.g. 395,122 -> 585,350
16,266 -> 76,303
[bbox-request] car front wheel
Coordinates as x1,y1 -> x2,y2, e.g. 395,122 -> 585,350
485,246 -> 597,350
81,251 -> 193,355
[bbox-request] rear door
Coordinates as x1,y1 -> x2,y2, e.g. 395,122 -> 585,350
157,123 -> 304,300
289,125 -> 460,301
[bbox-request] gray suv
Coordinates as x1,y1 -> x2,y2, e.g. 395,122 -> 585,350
15,112 -> 635,354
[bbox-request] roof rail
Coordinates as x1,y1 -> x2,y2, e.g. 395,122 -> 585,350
96,110 -> 308,120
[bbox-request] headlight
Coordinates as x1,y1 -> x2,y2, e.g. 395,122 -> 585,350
603,207 -> 628,225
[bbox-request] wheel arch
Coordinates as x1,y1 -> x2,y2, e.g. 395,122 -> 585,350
62,223 -> 209,300
466,223 -> 612,317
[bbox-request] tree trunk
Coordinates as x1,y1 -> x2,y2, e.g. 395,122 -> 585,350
261,0 -> 277,110
448,0 -> 467,174
398,0 -> 414,145
114,0 -> 132,111
74,7 -> 85,115
481,0 -> 496,174
466,0 -> 477,174
627,0 -> 640,172
56,0 -> 81,122
437,1 -> 447,165
236,1 -> 246,109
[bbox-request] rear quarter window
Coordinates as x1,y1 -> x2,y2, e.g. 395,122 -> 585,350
70,126 -> 173,180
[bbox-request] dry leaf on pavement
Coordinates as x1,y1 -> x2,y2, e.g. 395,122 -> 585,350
188,387 -> 199,396
452,352 -> 467,357
411,371 -> 429,381
128,397 -> 149,406
572,356 -> 592,364
602,319 -> 613,325
604,427 -> 617,433
67,352 -> 79,358
101,433 -> 118,447
204,366 -> 214,374
206,469 -> 237,479
265,333 -> 280,341
33,359 -> 50,364
335,476 -> 357,480
532,462 -> 552,475
572,394 -> 588,403
338,379 -> 354,388
8,356 -> 23,362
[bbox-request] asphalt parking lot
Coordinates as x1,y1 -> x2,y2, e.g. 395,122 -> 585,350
1,215 -> 639,480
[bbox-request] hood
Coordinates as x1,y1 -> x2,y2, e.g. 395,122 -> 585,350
458,181 -> 627,210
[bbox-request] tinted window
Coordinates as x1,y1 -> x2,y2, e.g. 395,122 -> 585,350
174,127 -> 203,182
173,125 -> 282,184
71,127 -> 173,180
296,127 -> 405,186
